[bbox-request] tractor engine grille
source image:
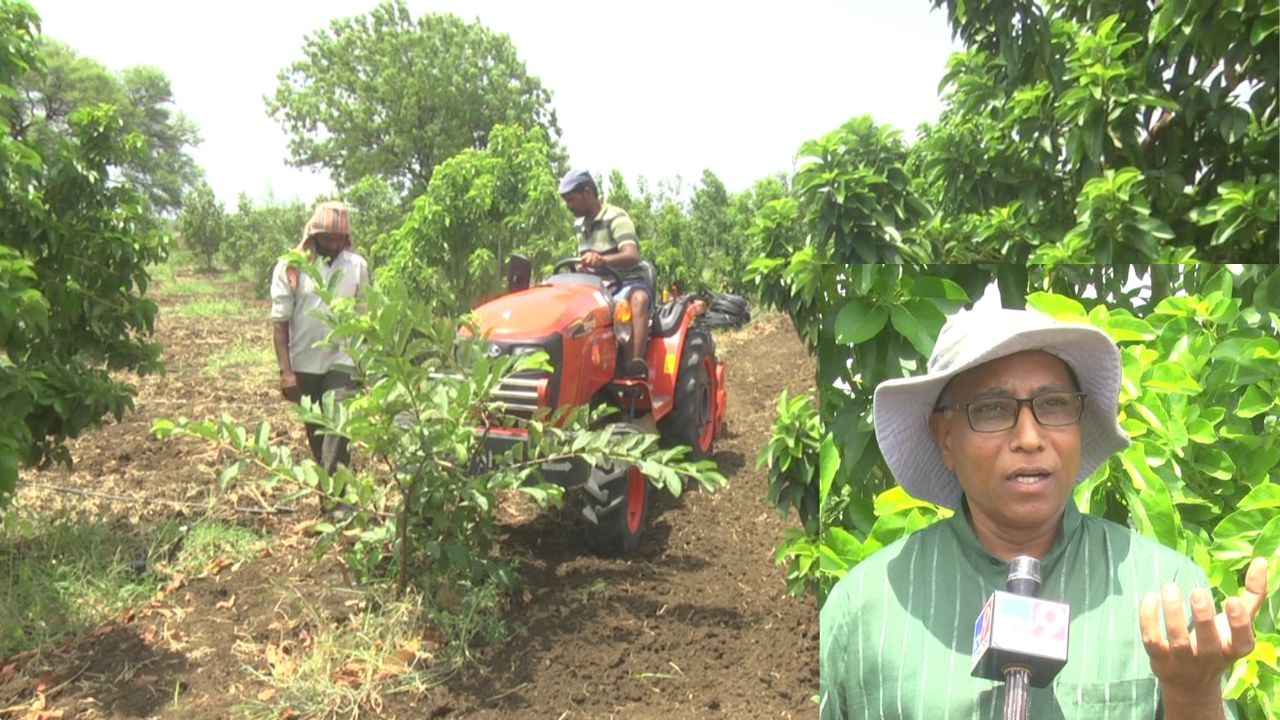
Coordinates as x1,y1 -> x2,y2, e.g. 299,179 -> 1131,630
492,372 -> 551,417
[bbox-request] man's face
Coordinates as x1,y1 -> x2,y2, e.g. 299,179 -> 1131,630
561,186 -> 592,218
311,233 -> 345,259
929,350 -> 1082,538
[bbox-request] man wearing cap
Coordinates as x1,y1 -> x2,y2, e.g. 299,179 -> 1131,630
270,200 -> 370,473
818,306 -> 1267,719
558,168 -> 652,378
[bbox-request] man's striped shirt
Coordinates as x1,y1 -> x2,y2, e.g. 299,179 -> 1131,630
819,500 -> 1237,719
574,203 -> 647,284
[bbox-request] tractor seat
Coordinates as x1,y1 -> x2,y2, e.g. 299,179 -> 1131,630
652,294 -> 695,338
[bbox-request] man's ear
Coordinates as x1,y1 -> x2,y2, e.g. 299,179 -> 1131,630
929,410 -> 956,471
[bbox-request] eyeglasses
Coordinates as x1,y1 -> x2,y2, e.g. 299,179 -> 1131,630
934,391 -> 1087,433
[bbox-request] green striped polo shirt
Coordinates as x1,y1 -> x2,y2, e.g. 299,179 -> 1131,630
819,500 -> 1238,719
574,203 -> 647,284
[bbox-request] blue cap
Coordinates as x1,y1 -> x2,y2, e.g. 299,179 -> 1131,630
558,168 -> 594,194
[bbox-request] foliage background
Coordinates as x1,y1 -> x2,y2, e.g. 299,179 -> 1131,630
0,1 -> 168,511
744,2 -> 1278,716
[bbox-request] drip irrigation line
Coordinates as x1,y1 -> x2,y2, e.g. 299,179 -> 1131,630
18,483 -> 295,515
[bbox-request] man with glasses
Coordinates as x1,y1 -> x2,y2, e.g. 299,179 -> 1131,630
818,306 -> 1267,719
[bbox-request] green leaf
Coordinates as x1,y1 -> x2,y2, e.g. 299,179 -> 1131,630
824,526 -> 863,564
818,434 -> 839,502
1025,292 -> 1087,320
890,300 -> 944,358
834,298 -> 889,345
1218,106 -> 1251,144
1185,418 -> 1216,444
1237,384 -> 1276,419
1145,362 -> 1203,394
1120,443 -> 1182,550
873,486 -> 940,516
218,462 -> 242,489
1134,216 -> 1176,240
1100,312 -> 1157,343
1254,516 -> 1280,567
907,276 -> 969,302
1192,448 -> 1237,481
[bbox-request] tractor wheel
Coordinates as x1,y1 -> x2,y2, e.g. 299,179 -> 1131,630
581,461 -> 649,556
659,328 -> 717,460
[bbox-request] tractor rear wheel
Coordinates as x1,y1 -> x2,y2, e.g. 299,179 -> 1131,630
659,328 -> 717,460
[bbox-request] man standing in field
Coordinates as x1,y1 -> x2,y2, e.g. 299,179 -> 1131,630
558,168 -> 653,378
818,306 -> 1268,719
269,200 -> 370,473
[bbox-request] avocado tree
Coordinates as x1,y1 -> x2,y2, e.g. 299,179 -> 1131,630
1,0 -> 168,511
378,123 -> 569,315
179,181 -> 227,271
912,0 -> 1277,262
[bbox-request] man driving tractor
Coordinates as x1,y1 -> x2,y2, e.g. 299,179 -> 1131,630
558,168 -> 652,378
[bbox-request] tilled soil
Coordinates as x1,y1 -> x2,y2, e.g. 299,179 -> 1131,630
0,272 -> 818,719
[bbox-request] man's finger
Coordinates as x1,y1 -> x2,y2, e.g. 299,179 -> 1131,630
1161,583 -> 1192,655
1240,557 -> 1269,616
1189,587 -> 1222,661
1140,591 -> 1166,653
1225,596 -> 1257,659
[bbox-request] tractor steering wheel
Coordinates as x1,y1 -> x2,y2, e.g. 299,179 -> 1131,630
552,256 -> 624,288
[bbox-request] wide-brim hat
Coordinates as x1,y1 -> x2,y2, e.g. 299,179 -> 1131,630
872,306 -> 1129,509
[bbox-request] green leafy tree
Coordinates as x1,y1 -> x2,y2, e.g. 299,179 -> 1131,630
268,0 -> 560,201
344,174 -> 406,270
380,123 -> 567,315
3,38 -> 202,214
115,65 -> 204,214
794,116 -> 934,264
178,181 -> 227,271
1,0 -> 167,511
219,192 -> 310,297
599,170 -> 778,297
912,0 -> 1277,262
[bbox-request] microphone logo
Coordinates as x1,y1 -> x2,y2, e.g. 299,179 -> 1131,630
1032,601 -> 1068,645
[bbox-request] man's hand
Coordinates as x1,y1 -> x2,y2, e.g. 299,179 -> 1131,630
280,370 -> 302,403
579,250 -> 605,270
1140,556 -> 1268,715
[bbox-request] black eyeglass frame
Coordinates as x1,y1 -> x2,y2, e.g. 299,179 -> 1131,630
932,391 -> 1088,433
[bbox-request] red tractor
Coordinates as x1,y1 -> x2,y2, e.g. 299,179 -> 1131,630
463,256 -> 726,555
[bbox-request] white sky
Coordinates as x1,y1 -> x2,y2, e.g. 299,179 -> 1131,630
29,0 -> 963,207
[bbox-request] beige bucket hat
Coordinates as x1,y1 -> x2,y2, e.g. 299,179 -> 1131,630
871,306 -> 1129,509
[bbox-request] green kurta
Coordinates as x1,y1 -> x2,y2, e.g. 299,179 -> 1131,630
819,501 -> 1237,719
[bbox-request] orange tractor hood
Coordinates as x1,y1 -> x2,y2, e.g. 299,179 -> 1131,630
471,282 -> 611,339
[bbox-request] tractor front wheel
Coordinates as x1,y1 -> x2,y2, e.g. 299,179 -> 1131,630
582,463 -> 649,556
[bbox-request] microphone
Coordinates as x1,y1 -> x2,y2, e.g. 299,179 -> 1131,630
970,556 -> 1070,720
